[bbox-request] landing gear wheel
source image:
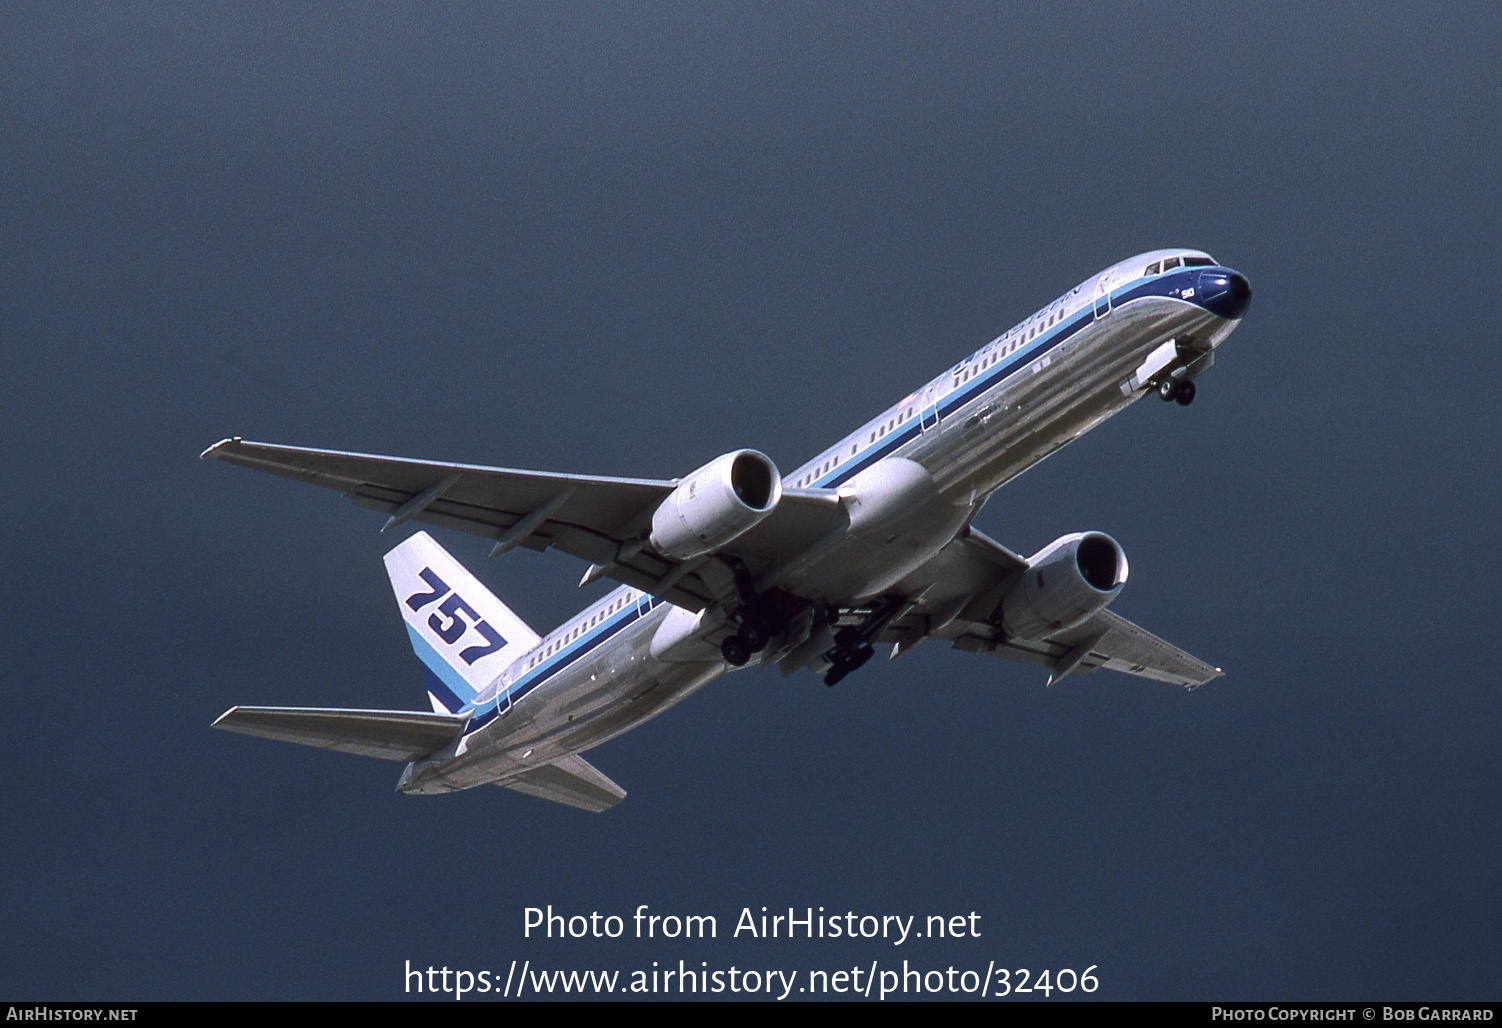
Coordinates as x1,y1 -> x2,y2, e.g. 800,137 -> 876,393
1156,378 -> 1179,402
721,637 -> 750,667
739,621 -> 767,652
1174,380 -> 1196,406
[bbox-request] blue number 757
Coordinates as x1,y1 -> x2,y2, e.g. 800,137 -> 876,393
404,568 -> 507,665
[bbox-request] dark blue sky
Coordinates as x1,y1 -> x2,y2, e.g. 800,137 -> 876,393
3,2 -> 1498,1001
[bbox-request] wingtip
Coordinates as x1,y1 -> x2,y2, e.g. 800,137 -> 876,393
211,706 -> 239,728
200,436 -> 243,461
1186,667 -> 1225,691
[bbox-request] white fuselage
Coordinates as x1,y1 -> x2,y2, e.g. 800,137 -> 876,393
398,250 -> 1246,794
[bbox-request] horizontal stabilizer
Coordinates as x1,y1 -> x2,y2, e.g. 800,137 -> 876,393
213,706 -> 468,762
501,753 -> 626,813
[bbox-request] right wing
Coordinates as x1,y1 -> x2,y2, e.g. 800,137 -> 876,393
877,529 -> 1222,689
947,608 -> 1223,689
202,438 -> 846,613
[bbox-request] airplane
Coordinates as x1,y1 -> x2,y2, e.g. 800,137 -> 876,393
206,248 -> 1251,812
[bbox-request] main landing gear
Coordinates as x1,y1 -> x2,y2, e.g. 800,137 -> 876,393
721,635 -> 751,667
720,611 -> 776,667
822,630 -> 876,687
1157,377 -> 1196,406
820,596 -> 908,687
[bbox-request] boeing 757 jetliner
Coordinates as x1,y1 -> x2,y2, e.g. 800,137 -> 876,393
206,249 -> 1251,811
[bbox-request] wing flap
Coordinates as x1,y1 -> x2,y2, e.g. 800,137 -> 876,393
213,706 -> 468,762
501,754 -> 626,813
1056,609 -> 1222,688
949,609 -> 1221,689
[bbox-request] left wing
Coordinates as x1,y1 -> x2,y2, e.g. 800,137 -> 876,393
202,438 -> 845,612
878,529 -> 1222,689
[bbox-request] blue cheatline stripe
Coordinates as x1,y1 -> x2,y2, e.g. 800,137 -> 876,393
420,663 -> 465,715
801,266 -> 1218,491
405,623 -> 477,713
463,594 -> 664,737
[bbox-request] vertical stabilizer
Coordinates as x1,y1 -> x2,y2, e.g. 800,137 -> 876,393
383,532 -> 542,713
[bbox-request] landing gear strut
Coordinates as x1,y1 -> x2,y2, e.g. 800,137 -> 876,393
716,559 -> 786,668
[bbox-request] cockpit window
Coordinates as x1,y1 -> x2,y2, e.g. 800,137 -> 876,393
1183,256 -> 1214,267
1145,261 -> 1161,276
1162,257 -> 1181,271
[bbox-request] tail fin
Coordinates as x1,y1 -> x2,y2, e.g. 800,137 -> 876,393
384,531 -> 542,714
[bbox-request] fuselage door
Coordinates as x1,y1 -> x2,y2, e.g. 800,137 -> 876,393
479,672 -> 513,722
920,383 -> 941,431
1093,272 -> 1115,319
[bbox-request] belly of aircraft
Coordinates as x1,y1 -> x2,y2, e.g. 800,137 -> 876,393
406,611 -> 725,792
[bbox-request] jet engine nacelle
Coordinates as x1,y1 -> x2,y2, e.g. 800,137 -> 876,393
999,531 -> 1128,641
649,449 -> 783,560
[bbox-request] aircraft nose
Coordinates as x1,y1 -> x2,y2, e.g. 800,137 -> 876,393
1197,269 -> 1252,319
